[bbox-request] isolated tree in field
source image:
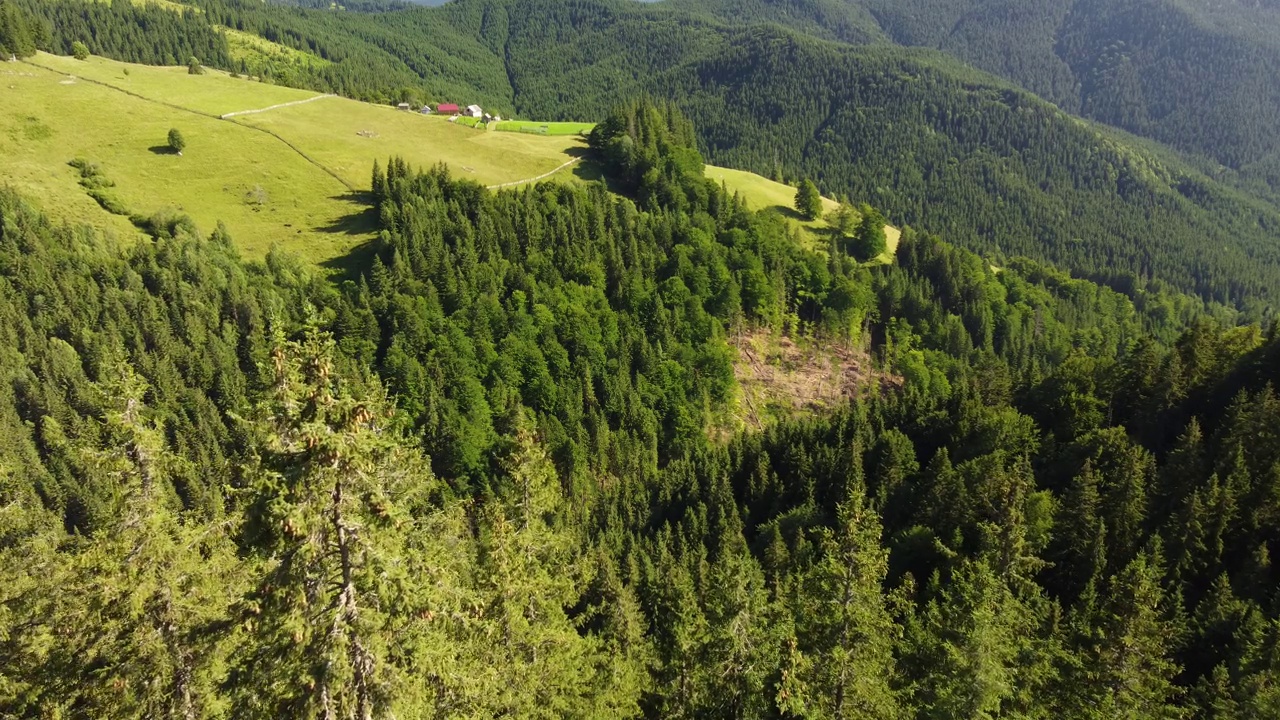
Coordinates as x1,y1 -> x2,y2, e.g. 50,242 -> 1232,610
167,128 -> 185,155
71,40 -> 89,61
795,178 -> 822,220
187,56 -> 203,75
853,203 -> 888,261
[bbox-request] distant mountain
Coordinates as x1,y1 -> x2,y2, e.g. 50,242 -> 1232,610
26,0 -> 1280,311
678,0 -> 1280,199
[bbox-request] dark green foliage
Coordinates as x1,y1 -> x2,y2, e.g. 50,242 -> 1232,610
2,101 -> 1280,718
852,204 -> 887,262
70,38 -> 87,60
794,179 -> 822,221
12,0 -> 229,69
120,0 -> 1280,314
0,0 -> 44,59
167,127 -> 186,154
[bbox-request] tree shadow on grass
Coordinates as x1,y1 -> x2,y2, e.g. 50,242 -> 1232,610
571,158 -> 631,196
316,191 -> 379,236
316,191 -> 380,282
321,238 -> 379,282
147,145 -> 178,155
767,204 -> 808,222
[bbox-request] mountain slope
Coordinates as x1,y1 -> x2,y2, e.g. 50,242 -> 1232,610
19,0 -> 1280,311
684,0 -> 1280,196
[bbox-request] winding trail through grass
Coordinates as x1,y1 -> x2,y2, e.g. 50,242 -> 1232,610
486,157 -> 581,189
220,93 -> 335,119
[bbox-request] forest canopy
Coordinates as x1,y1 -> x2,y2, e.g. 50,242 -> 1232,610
2,100 -> 1279,718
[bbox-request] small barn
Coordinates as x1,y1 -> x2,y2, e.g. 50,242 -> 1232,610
437,103 -> 460,114
465,104 -> 483,118
420,105 -> 432,114
397,102 -> 411,111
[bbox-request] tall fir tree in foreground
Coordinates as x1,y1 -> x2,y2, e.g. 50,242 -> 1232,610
785,476 -> 901,719
228,325 -> 446,720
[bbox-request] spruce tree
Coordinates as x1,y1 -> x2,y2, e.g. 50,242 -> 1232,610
1086,549 -> 1186,719
3,364 -> 237,718
795,179 -> 822,221
853,204 -> 888,261
228,325 -> 444,719
790,480 -> 901,719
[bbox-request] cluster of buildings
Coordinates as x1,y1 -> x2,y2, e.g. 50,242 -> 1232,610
396,102 -> 500,122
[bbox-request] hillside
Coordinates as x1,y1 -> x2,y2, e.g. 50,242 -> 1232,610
3,95 -> 1279,718
23,0 -> 1273,313
682,0 -> 1280,198
4,52 -> 586,259
9,49 -> 905,267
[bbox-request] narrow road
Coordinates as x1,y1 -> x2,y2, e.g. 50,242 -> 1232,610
220,93 -> 335,119
487,157 -> 581,189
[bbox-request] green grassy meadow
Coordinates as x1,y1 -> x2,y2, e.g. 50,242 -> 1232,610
704,165 -> 899,261
7,51 -> 892,266
224,28 -> 332,71
2,58 -> 362,260
494,120 -> 595,136
7,53 -> 585,263
231,97 -> 586,189
31,53 -> 318,117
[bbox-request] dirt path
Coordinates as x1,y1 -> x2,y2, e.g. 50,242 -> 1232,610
219,93 -> 335,119
487,157 -> 581,189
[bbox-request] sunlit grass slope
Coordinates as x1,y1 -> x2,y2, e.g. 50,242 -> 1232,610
9,53 -> 585,262
232,96 -> 586,190
9,51 -> 891,265
705,165 -> 900,261
2,58 -> 361,260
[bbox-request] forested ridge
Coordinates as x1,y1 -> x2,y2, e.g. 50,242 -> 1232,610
2,101 -> 1280,718
676,0 -> 1280,203
15,0 -> 1280,319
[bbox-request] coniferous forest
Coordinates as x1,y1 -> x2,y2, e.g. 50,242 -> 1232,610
12,0 -> 1280,320
2,96 -> 1280,718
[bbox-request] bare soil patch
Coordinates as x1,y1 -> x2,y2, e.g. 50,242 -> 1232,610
731,329 -> 900,431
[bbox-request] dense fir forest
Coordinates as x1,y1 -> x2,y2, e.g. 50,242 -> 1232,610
3,100 -> 1280,718
15,0 -> 1280,319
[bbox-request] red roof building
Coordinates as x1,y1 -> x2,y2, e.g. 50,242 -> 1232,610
437,103 -> 460,113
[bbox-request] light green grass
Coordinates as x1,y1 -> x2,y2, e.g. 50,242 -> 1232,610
8,53 -> 584,263
224,28 -> 332,70
9,52 -> 885,268
30,53 -> 321,117
3,57 -> 368,260
453,115 -> 487,129
232,97 -> 584,189
705,165 -> 839,248
494,120 -> 595,136
89,0 -> 195,12
705,165 -> 899,262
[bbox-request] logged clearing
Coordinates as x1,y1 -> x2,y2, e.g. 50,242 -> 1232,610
224,28 -> 332,70
731,329 -> 900,431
